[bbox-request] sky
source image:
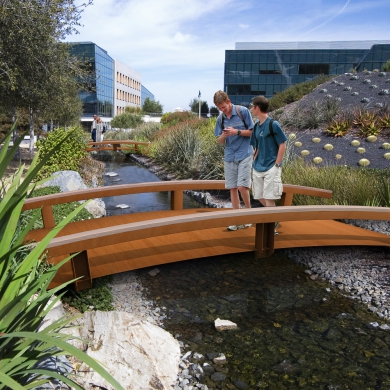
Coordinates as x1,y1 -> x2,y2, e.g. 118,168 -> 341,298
70,0 -> 390,113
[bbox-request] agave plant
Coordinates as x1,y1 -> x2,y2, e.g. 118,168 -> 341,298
0,128 -> 124,390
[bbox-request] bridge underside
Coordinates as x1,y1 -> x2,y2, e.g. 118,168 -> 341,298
26,209 -> 390,289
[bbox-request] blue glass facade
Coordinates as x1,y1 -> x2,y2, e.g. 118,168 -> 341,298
141,84 -> 155,107
225,42 -> 390,106
68,42 -> 114,118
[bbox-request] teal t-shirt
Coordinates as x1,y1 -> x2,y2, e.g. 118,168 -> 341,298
250,117 -> 287,172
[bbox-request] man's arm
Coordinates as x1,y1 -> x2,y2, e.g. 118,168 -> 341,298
276,142 -> 286,165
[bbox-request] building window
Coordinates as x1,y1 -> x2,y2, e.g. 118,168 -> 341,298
298,64 -> 330,75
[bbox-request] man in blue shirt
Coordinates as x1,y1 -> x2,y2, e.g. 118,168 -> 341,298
214,91 -> 254,231
250,96 -> 287,234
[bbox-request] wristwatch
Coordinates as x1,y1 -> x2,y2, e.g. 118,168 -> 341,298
275,163 -> 281,168
237,130 -> 241,135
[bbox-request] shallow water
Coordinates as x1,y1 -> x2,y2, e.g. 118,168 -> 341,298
102,155 -> 205,215
99,153 -> 390,389
138,253 -> 390,389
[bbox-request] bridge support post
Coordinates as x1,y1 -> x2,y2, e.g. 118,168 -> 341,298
170,190 -> 183,210
42,205 -> 55,229
71,250 -> 92,291
254,222 -> 275,258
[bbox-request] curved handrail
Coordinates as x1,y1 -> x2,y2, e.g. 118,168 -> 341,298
46,205 -> 390,256
22,181 -> 331,209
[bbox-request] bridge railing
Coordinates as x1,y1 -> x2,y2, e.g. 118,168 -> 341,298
22,180 -> 333,229
86,140 -> 150,152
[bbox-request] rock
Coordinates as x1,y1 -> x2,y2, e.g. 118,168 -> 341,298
43,170 -> 106,218
105,171 -> 119,177
148,268 -> 160,277
72,311 -> 180,390
211,372 -> 226,381
116,203 -> 130,209
214,318 -> 238,331
233,380 -> 249,390
213,353 -> 226,365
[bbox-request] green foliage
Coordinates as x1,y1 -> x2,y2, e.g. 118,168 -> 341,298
189,98 -> 209,116
142,97 -> 163,114
325,118 -> 352,137
210,106 -> 219,116
382,60 -> 390,72
0,127 -> 124,390
161,111 -> 196,127
125,106 -> 143,114
269,75 -> 333,111
359,121 -> 382,137
110,112 -> 143,130
130,122 -> 161,142
282,158 -> 390,206
22,186 -> 93,230
149,118 -> 223,179
61,277 -> 114,313
35,127 -> 87,181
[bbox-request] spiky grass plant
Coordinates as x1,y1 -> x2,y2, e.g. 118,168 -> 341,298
282,158 -> 389,206
0,128 -> 124,390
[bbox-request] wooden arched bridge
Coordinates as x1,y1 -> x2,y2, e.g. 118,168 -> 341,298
23,180 -> 390,290
86,140 -> 149,152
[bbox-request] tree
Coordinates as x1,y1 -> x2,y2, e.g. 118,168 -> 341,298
0,0 -> 91,149
142,98 -> 163,114
210,106 -> 220,117
189,98 -> 209,117
383,59 -> 390,72
111,112 -> 143,129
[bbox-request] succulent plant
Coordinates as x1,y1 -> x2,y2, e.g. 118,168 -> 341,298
351,140 -> 360,146
325,94 -> 333,98
378,89 -> 389,95
335,154 -> 342,159
331,80 -> 338,84
313,157 -> 323,164
369,84 -> 378,89
358,158 -> 370,167
319,89 -> 327,93
366,135 -> 377,142
378,72 -> 387,77
288,133 -> 296,139
335,97 -> 342,102
350,75 -> 359,80
382,142 -> 390,149
294,141 -> 302,147
351,92 -> 359,96
386,79 -> 390,83
300,150 -> 310,156
360,97 -> 370,103
357,147 -> 366,154
363,70 -> 372,75
384,153 -> 390,160
343,86 -> 352,91
323,144 -> 334,151
326,118 -> 351,137
337,82 -> 345,86
363,79 -> 371,84
374,103 -> 384,108
312,137 -> 321,143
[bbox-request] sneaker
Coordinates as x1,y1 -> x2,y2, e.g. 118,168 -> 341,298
274,230 -> 279,235
227,224 -> 245,231
245,224 -> 252,228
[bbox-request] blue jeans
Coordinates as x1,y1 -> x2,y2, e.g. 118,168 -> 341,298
91,128 -> 96,142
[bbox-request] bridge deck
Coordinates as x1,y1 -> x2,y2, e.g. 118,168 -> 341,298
26,208 -> 389,288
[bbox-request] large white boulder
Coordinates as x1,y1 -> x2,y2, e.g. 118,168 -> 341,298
43,170 -> 106,218
74,311 -> 180,390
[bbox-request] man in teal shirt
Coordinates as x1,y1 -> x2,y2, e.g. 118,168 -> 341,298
250,96 -> 287,234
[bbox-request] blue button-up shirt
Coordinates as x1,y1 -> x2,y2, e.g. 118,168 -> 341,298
214,105 -> 254,162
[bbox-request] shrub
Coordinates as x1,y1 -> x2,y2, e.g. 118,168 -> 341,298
110,112 -> 143,129
160,111 -> 196,127
35,127 -> 87,181
268,74 -> 333,111
325,118 -> 352,137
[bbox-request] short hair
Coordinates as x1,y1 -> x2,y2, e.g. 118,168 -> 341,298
213,90 -> 230,105
251,96 -> 269,113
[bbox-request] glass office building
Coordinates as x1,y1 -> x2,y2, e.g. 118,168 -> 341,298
225,41 -> 390,106
68,42 -> 114,118
141,85 -> 155,106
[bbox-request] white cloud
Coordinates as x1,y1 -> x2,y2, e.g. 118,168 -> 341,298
239,24 -> 249,29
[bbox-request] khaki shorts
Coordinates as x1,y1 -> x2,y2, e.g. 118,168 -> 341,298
224,155 -> 252,189
252,165 -> 283,200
